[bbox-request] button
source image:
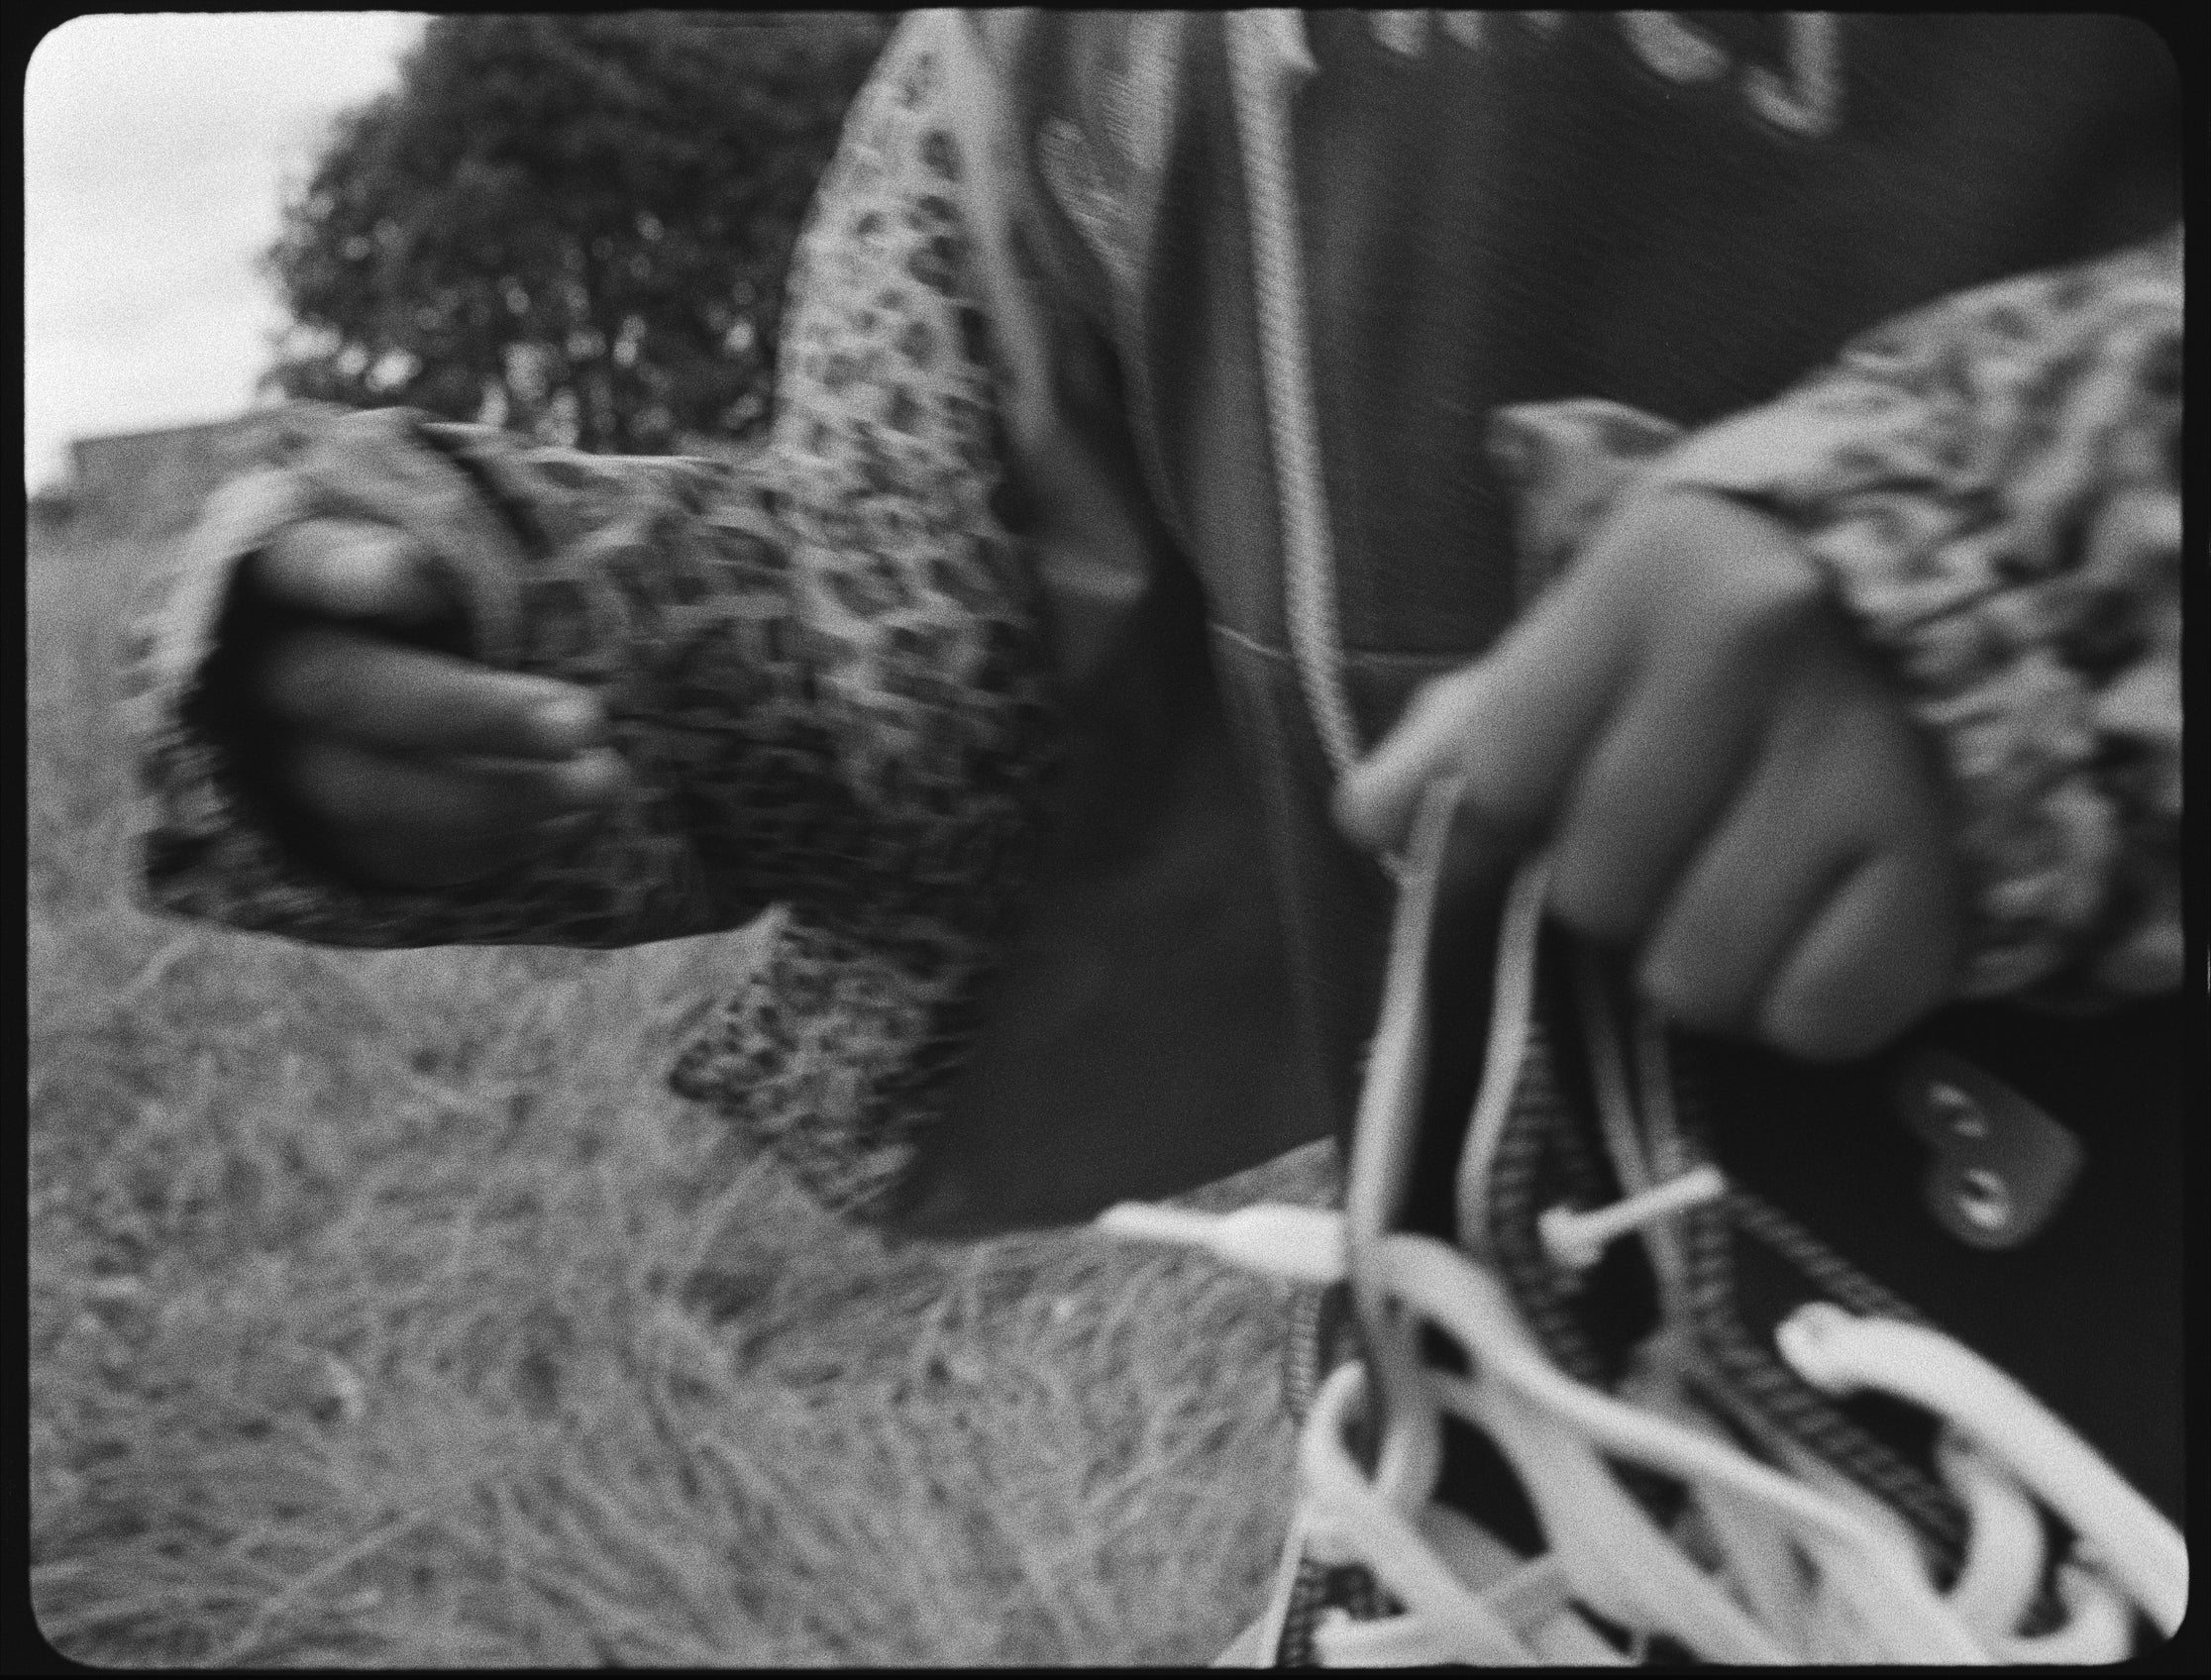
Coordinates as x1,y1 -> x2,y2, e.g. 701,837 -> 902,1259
1953,1167 -> 2013,1233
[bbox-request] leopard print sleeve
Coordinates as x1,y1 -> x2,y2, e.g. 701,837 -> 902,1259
127,16 -> 1063,1215
1492,225 -> 2183,1007
129,407 -> 820,949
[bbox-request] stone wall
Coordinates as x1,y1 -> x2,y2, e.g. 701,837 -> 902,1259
68,413 -> 287,536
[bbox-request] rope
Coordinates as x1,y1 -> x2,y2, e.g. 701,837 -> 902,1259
1227,11 -> 1364,783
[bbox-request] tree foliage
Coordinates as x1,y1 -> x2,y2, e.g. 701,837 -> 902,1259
261,12 -> 892,455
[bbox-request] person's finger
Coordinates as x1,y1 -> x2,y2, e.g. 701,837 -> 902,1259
1639,647 -> 1960,1053
1336,574 -> 1628,854
257,626 -> 608,760
287,735 -> 629,849
1544,507 -> 1836,946
336,807 -> 604,892
252,518 -> 454,623
1544,664 -> 1770,949
1633,750 -> 1861,1040
1755,850 -> 1959,1062
1335,669 -> 1488,852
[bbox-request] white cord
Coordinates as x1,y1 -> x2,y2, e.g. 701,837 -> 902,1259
1938,1430 -> 2047,1642
1776,1303 -> 2187,1635
1382,1235 -> 1990,1662
1452,855 -> 1553,1251
1101,1198 -> 2172,1662
1343,780 -> 1460,1513
1227,11 -> 1364,782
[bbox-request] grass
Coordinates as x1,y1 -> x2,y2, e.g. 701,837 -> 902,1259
27,517 -> 1340,1666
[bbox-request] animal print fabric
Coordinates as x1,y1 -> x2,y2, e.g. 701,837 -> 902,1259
130,10 -> 2178,1223
127,22 -> 1060,1220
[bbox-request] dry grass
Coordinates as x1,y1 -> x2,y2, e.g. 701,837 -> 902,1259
27,519 -> 1339,1666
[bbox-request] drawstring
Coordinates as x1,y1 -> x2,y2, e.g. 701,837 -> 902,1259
1100,778 -> 2179,1661
1228,11 -> 1365,784
1102,1197 -> 2176,1662
1776,1303 -> 2187,1636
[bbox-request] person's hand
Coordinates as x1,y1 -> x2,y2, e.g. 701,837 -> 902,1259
1336,487 -> 1964,1062
236,517 -> 629,890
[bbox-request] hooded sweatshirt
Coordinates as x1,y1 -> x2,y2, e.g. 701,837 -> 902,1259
131,11 -> 2182,1243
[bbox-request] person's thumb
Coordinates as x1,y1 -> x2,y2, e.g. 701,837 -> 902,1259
1335,579 -> 1625,857
252,516 -> 454,625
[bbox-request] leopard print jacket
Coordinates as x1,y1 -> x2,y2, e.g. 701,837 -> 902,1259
127,17 -> 2182,1222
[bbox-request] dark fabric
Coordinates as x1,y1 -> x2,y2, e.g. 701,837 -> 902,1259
1685,994 -> 2190,1526
897,598 -> 1313,1235
905,14 -> 2181,1241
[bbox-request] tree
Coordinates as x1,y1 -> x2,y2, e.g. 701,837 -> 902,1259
260,12 -> 892,456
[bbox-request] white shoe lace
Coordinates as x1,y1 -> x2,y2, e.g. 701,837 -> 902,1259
1116,1198 -> 2174,1665
1104,793 -> 2181,1665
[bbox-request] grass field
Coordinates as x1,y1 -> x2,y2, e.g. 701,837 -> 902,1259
27,518 -> 1339,1666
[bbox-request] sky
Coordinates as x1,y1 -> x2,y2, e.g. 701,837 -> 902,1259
24,13 -> 427,489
